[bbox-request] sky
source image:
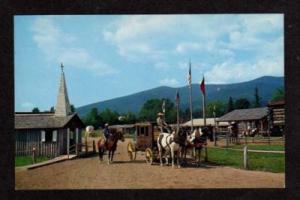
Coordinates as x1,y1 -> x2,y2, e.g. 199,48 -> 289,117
14,14 -> 284,112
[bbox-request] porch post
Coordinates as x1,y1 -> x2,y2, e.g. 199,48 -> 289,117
260,120 -> 263,136
67,128 -> 70,159
75,128 -> 79,155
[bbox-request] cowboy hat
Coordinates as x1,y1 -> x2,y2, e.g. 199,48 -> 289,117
157,112 -> 164,116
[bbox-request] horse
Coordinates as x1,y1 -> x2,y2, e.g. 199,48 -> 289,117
97,130 -> 125,164
185,127 -> 212,166
157,128 -> 187,168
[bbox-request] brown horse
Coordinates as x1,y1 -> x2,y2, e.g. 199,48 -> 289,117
97,130 -> 125,164
183,127 -> 211,167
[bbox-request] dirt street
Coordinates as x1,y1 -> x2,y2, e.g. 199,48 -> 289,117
15,138 -> 284,189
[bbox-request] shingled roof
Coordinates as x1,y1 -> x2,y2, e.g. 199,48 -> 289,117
217,107 -> 268,122
15,113 -> 84,129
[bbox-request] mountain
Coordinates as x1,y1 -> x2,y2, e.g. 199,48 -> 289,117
76,76 -> 284,117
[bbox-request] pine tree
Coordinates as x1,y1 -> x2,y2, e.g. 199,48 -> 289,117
254,87 -> 261,107
227,97 -> 234,112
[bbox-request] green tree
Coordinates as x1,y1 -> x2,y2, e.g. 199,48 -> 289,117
100,108 -> 119,125
32,107 -> 40,113
193,108 -> 203,118
125,112 -> 137,124
234,98 -> 250,109
139,98 -> 176,123
271,87 -> 284,101
253,87 -> 261,107
50,106 -> 55,112
207,101 -> 227,117
84,107 -> 101,128
227,96 -> 234,112
70,104 -> 75,113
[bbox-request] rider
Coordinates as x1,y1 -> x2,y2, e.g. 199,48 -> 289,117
103,123 -> 110,146
156,112 -> 170,134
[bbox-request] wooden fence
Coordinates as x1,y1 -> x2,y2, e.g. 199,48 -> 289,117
15,130 -> 61,157
207,145 -> 285,169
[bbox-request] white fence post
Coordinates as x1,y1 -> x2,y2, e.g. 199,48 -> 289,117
243,145 -> 248,169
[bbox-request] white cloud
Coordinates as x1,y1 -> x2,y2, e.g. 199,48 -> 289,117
176,43 -> 202,53
205,58 -> 283,84
160,78 -> 179,86
31,17 -> 118,76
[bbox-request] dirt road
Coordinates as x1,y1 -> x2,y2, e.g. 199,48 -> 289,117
15,138 -> 284,189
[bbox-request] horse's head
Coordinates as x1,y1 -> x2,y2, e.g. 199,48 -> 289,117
201,126 -> 212,138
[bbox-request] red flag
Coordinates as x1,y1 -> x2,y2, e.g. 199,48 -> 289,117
200,77 -> 205,95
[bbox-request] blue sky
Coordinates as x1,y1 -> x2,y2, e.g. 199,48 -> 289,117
15,14 -> 284,112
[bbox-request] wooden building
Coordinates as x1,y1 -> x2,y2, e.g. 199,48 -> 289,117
15,64 -> 85,157
217,107 -> 269,135
268,100 -> 285,135
182,118 -> 229,134
15,113 -> 85,157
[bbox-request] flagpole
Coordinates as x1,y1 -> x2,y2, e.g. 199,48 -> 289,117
188,60 -> 194,131
202,76 -> 206,127
176,91 -> 180,133
201,75 -> 208,162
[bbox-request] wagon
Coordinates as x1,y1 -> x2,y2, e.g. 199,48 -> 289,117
127,122 -> 161,164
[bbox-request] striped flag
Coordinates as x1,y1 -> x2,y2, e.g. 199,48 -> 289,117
188,61 -> 192,86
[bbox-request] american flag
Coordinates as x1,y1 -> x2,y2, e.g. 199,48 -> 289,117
188,61 -> 192,86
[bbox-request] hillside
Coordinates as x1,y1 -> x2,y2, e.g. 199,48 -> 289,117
76,76 -> 284,117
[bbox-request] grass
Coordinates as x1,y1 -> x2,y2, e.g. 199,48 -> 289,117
230,144 -> 285,151
15,156 -> 50,167
207,146 -> 285,173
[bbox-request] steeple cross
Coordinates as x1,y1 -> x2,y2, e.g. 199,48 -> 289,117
61,62 -> 64,72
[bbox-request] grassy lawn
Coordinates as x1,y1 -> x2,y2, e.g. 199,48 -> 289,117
15,156 -> 50,167
230,144 -> 285,151
207,147 -> 285,173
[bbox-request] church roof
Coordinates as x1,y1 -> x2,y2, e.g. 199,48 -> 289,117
217,107 -> 268,122
55,63 -> 71,117
15,113 -> 85,129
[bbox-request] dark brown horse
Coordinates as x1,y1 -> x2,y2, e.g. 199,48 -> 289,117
97,130 -> 125,164
183,127 -> 212,166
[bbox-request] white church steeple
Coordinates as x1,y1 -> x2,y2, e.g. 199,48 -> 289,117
55,63 -> 71,116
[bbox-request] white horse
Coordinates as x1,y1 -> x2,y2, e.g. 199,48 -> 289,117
157,130 -> 187,168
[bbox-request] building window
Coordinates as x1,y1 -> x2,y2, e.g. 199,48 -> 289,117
140,127 -> 145,135
41,130 -> 46,142
41,130 -> 54,143
52,130 -> 57,142
45,130 -> 53,142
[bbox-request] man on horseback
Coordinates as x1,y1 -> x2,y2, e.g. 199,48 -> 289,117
103,123 -> 110,147
156,112 -> 171,134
